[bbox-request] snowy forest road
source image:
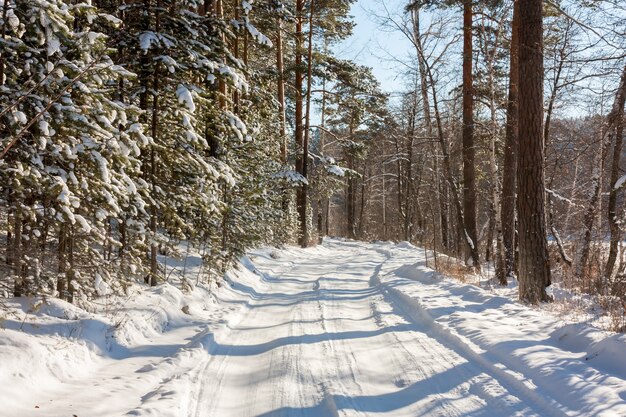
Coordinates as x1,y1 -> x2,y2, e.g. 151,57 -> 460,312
6,240 -> 625,417
185,240 -> 623,417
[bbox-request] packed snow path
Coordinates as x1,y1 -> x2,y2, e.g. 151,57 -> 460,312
186,240 -> 625,417
3,239 -> 626,416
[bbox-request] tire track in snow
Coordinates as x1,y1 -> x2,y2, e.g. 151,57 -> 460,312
382,284 -> 570,417
190,241 -> 568,416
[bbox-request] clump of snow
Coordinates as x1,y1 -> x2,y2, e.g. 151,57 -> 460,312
176,84 -> 196,113
614,174 -> 626,190
272,169 -> 308,185
326,165 -> 345,177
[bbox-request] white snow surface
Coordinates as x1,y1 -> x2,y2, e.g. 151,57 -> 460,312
1,239 -> 626,416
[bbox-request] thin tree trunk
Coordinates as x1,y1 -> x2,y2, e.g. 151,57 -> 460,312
12,210 -> 23,297
462,0 -> 479,268
498,0 -> 520,285
148,0 -> 162,287
276,15 -> 287,164
217,0 -> 226,109
381,138 -> 388,240
295,0 -> 307,246
57,223 -> 67,298
0,0 -> 9,87
317,56 -> 328,244
347,123 -> 356,238
606,66 -> 626,281
300,0 -> 315,247
411,7 -> 447,251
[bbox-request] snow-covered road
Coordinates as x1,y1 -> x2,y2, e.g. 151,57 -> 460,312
3,239 -> 626,416
186,240 -> 626,416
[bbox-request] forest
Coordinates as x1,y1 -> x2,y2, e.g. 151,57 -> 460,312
1,0 -> 626,318
3,1 -> 626,415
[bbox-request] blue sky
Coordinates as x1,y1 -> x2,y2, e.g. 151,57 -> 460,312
334,0 -> 415,95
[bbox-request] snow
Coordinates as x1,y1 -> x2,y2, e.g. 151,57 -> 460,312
91,150 -> 110,183
1,240 -> 625,416
38,120 -> 50,137
176,84 -> 196,113
139,31 -> 158,51
614,174 -> 626,190
13,110 -> 27,124
326,164 -> 346,177
272,169 -> 309,185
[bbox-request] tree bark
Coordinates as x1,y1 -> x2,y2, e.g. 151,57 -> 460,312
498,0 -> 520,285
295,0 -> 307,246
300,0 -> 315,247
276,15 -> 287,164
606,65 -> 626,282
517,0 -> 551,303
462,0 -> 480,268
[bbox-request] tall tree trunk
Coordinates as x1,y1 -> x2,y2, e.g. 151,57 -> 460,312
381,137 -> 388,240
517,0 -> 551,303
217,0 -> 226,109
544,20 -> 575,268
430,61 -> 465,262
317,55 -> 328,243
147,0 -> 162,287
462,0 -> 480,268
606,65 -> 626,282
233,0 -> 240,113
346,124 -> 356,239
300,0 -> 315,247
498,0 -> 520,285
358,166 -> 367,238
276,15 -> 287,164
411,6 -> 447,251
295,0 -> 307,246
480,8 -> 503,265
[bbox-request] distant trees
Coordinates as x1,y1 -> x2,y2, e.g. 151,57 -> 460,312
337,0 -> 626,307
1,0 -> 625,309
0,0 -> 376,300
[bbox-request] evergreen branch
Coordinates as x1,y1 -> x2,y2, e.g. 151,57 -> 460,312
1,55 -> 104,159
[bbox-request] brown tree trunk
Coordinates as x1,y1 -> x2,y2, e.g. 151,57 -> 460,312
462,0 -> 479,268
606,65 -> 626,282
295,0 -> 307,246
12,210 -> 23,297
498,0 -> 520,285
0,0 -> 9,87
300,0 -> 315,247
317,60 -> 328,243
217,0 -> 227,109
67,225 -> 75,303
517,0 -> 551,303
276,16 -> 287,164
346,123 -> 356,239
57,223 -> 67,298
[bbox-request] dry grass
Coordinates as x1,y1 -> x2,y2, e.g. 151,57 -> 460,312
426,252 -> 475,284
